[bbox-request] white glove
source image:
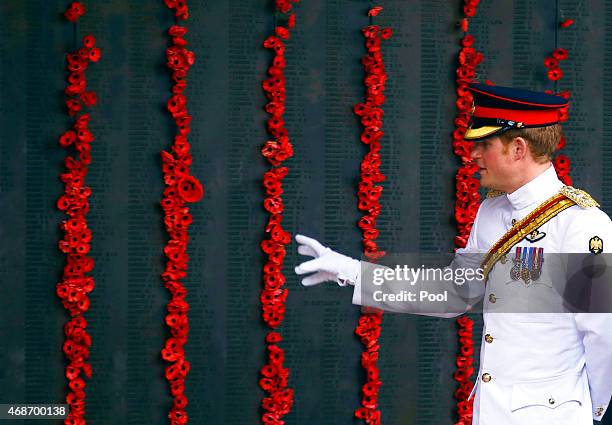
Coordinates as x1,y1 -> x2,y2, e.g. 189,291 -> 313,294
294,234 -> 361,286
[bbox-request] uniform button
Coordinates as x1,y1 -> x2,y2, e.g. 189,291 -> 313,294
485,334 -> 494,343
548,397 -> 555,405
595,407 -> 604,417
482,373 -> 491,383
489,294 -> 497,303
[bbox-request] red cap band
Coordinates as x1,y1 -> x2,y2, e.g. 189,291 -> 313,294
473,105 -> 564,125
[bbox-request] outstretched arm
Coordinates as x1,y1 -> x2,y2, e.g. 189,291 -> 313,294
295,233 -> 486,317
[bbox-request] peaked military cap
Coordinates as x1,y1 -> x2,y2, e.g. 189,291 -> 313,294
464,83 -> 569,141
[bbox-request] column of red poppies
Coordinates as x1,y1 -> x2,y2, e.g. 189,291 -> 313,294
258,1 -> 299,423
454,317 -> 475,424
56,3 -> 101,423
452,31 -> 482,248
551,95 -> 571,184
543,22 -> 573,185
451,2 -> 482,424
160,2 -> 204,420
352,16 -> 391,425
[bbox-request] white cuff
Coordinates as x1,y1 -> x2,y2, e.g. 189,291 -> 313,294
351,262 -> 362,305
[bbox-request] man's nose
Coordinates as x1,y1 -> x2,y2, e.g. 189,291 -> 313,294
470,144 -> 481,160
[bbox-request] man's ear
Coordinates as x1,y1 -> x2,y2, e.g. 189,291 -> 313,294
511,137 -> 529,160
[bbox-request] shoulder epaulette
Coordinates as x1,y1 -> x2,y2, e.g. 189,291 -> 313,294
486,190 -> 506,199
560,186 -> 600,208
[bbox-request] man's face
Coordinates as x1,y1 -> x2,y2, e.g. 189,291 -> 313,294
470,136 -> 513,190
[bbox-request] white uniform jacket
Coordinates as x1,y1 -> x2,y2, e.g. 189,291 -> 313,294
352,165 -> 612,424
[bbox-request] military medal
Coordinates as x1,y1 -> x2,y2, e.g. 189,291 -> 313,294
510,246 -> 521,281
520,247 -> 531,284
530,247 -> 543,281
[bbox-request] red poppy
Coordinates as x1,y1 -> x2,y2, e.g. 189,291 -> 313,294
547,67 -> 563,81
354,407 -> 369,419
544,56 -> 559,68
362,381 -> 380,397
455,95 -> 472,112
263,263 -> 281,279
169,25 -> 188,37
176,175 -> 203,203
362,25 -> 379,39
275,0 -> 292,13
263,35 -> 281,50
453,128 -> 467,141
287,13 -> 296,28
368,6 -> 383,16
453,367 -> 474,382
173,394 -> 188,410
275,26 -> 290,40
553,154 -> 570,174
456,206 -> 471,224
556,136 -> 566,150
65,99 -> 82,116
162,347 -> 184,362
76,128 -> 94,143
273,43 -> 286,56
270,225 -> 290,244
560,174 -> 573,186
261,141 -> 282,165
461,34 -> 475,47
463,5 -> 476,17
64,2 -> 86,22
461,344 -> 475,356
65,79 -> 86,96
557,90 -> 571,99
260,239 -> 279,255
560,18 -> 574,28
457,400 -> 474,416
82,35 -> 96,49
456,316 -> 474,328
168,407 -> 188,425
166,299 -> 188,316
167,94 -> 187,116
83,48 -> 99,63
361,128 -> 384,145
69,378 -> 86,392
266,331 -> 283,343
268,246 -> 286,265
264,196 -> 284,214
80,91 -> 97,107
558,107 -> 569,123
454,115 -> 470,130
59,131 -> 77,148
552,48 -> 569,61
261,396 -> 278,412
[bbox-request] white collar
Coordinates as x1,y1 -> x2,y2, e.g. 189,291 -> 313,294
506,164 -> 563,210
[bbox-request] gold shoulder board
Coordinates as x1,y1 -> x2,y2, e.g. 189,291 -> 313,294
560,186 -> 600,208
487,190 -> 506,199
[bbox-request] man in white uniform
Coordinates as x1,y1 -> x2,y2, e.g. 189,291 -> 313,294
294,83 -> 612,424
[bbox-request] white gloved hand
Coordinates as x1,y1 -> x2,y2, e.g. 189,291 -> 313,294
294,234 -> 361,286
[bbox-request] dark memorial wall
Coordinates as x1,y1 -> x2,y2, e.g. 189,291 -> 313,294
0,0 -> 610,424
